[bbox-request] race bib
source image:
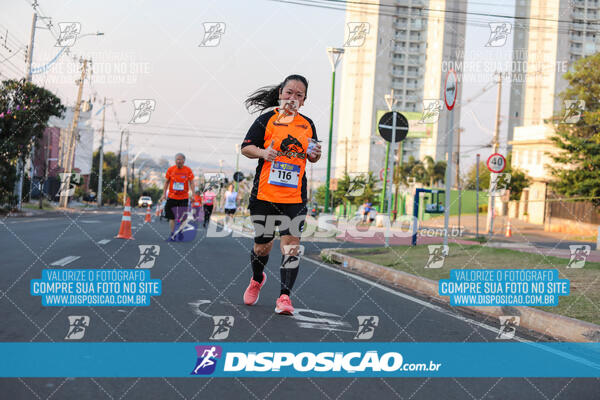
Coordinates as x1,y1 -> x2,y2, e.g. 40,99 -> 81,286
172,182 -> 185,191
268,161 -> 300,188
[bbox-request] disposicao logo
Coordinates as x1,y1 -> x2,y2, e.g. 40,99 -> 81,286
191,345 -> 222,375
223,351 -> 405,373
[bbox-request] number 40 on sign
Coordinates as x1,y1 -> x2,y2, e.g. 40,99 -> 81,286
487,153 -> 506,173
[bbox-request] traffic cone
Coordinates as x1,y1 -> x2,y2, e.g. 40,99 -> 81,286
115,197 -> 134,239
505,220 -> 512,238
144,205 -> 152,223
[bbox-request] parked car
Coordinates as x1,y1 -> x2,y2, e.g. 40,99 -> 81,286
138,196 -> 153,208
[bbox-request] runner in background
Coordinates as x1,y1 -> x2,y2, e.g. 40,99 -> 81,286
202,186 -> 217,228
362,202 -> 371,224
192,190 -> 203,223
159,153 -> 195,233
223,184 -> 238,232
240,74 -> 321,315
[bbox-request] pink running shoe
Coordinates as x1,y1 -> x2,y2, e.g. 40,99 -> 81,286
243,273 -> 266,305
275,294 -> 294,315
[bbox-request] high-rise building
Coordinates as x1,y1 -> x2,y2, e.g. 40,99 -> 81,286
334,0 -> 467,184
507,0 -> 595,224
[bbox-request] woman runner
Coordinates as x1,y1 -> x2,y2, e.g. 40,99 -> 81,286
223,184 -> 238,232
240,74 -> 321,315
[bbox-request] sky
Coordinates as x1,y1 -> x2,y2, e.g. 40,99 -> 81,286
1,0 -> 518,181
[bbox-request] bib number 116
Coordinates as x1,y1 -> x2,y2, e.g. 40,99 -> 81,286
278,170 -> 292,180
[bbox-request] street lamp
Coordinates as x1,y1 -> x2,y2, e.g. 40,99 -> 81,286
324,47 -> 344,214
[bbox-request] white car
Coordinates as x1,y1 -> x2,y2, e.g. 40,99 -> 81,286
138,196 -> 153,208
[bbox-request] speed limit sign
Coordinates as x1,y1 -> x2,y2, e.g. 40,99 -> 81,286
487,153 -> 506,173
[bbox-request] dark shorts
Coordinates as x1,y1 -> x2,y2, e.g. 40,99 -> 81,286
224,208 -> 236,215
248,199 -> 307,244
165,198 -> 188,220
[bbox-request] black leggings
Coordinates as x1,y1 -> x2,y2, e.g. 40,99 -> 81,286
203,204 -> 214,227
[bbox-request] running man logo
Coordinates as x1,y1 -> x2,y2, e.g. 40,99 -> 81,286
345,174 -> 366,198
65,315 -> 90,340
420,99 -> 443,124
210,316 -> 234,340
344,22 -> 370,47
275,100 -> 299,125
425,245 -> 449,269
567,244 -> 591,269
489,173 -> 511,196
129,99 -> 156,124
58,173 -> 81,197
191,345 -> 222,375
354,316 -> 379,340
282,245 -> 305,270
136,245 -> 160,269
56,22 -> 81,47
170,207 -> 198,242
562,100 -> 585,124
485,22 -> 511,47
199,22 -> 226,47
497,316 -> 520,340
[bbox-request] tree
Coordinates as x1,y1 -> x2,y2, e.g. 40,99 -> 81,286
464,161 -> 490,191
423,156 -> 446,187
463,155 -> 530,200
315,172 -> 380,212
0,79 -> 64,208
88,151 -> 123,205
505,153 -> 531,201
394,156 -> 445,188
548,53 -> 600,206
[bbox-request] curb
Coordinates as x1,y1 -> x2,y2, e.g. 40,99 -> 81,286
320,248 -> 600,342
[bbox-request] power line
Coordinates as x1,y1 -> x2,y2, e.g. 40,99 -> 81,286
268,0 -> 600,35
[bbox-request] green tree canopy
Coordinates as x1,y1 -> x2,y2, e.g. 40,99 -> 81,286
0,79 -> 64,207
549,53 -> 600,206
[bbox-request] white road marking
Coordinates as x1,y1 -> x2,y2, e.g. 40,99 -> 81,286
50,256 -> 81,266
97,239 -> 111,245
302,256 -> 517,338
303,256 -> 600,369
80,220 -> 101,224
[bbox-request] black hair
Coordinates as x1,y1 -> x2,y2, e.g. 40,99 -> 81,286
244,74 -> 308,114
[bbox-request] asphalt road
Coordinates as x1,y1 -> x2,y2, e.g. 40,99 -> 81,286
0,209 -> 598,399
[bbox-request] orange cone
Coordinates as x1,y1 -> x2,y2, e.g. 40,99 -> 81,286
115,197 -> 134,239
144,205 -> 152,223
505,220 -> 512,238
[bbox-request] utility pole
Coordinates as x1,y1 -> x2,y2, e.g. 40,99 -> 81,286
344,137 -> 348,176
97,97 -> 106,206
117,129 -> 124,174
59,59 -> 89,208
25,13 -> 37,82
131,161 -> 135,198
235,144 -> 240,192
25,13 -> 38,205
38,132 -> 50,209
456,127 -> 463,231
122,129 -> 129,204
487,73 -> 502,236
15,13 -> 38,210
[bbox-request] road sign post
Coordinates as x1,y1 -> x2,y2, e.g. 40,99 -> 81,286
486,153 -> 506,239
443,69 -> 458,248
378,110 -> 409,247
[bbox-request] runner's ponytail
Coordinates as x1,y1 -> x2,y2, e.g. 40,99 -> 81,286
244,74 -> 309,114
